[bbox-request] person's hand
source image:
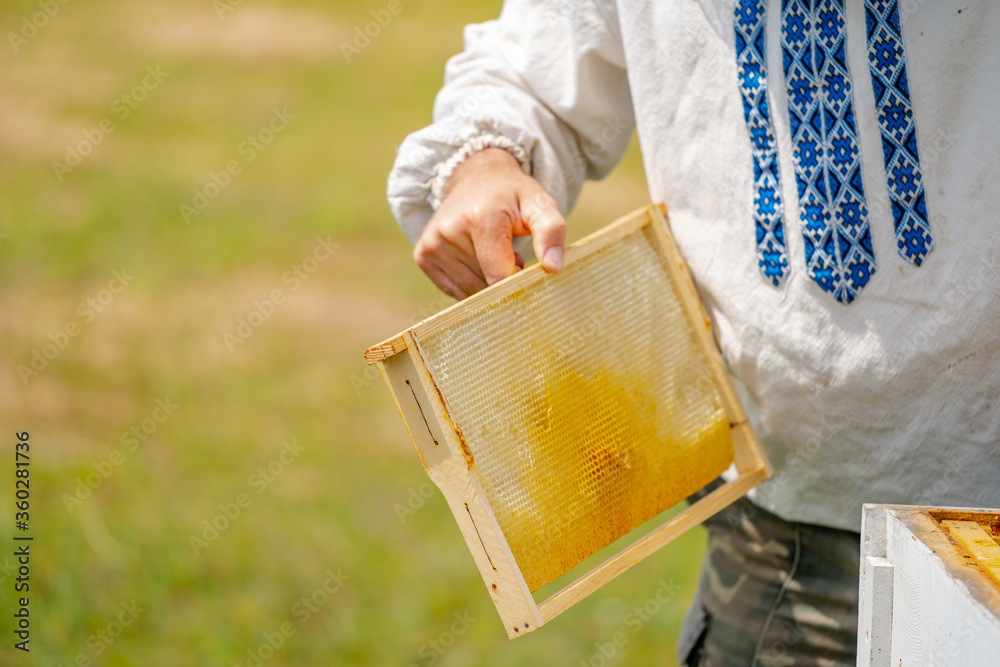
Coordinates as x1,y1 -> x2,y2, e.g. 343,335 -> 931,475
414,147 -> 567,300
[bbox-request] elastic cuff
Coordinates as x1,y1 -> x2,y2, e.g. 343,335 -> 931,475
428,134 -> 532,210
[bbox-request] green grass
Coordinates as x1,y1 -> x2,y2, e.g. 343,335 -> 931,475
0,0 -> 703,664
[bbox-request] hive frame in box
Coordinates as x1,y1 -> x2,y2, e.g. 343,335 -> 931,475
364,204 -> 772,638
858,504 -> 1000,666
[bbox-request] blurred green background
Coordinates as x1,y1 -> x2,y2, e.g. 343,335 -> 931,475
0,0 -> 706,664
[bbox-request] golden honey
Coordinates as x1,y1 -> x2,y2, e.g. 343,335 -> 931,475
421,231 -> 734,591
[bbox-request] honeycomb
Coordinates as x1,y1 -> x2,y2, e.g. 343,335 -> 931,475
419,230 -> 733,591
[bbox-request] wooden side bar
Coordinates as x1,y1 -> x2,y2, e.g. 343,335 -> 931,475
383,332 -> 542,638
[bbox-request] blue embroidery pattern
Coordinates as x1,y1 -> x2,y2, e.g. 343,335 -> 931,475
864,0 -> 933,265
735,0 -> 789,286
781,0 -> 876,304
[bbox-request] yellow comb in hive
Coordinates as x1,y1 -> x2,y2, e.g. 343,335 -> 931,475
365,204 -> 772,638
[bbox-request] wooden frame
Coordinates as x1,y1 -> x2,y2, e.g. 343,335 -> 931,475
858,504 -> 1000,666
365,204 -> 772,638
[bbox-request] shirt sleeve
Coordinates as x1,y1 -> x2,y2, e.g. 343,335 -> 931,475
387,0 -> 636,244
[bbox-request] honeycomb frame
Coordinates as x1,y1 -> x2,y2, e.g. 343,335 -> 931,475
365,205 -> 772,639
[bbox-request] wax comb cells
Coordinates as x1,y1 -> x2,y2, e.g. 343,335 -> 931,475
419,231 -> 734,590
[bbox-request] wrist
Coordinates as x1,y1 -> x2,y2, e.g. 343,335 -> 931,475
445,148 -> 522,197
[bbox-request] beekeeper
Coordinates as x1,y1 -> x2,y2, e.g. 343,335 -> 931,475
386,1 -> 1000,663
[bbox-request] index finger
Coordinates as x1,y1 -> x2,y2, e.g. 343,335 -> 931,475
470,209 -> 519,285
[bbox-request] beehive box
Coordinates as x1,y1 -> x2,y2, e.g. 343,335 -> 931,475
365,204 -> 772,637
859,504 -> 1000,665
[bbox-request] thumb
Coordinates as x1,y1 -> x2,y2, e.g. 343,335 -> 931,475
519,191 -> 567,272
